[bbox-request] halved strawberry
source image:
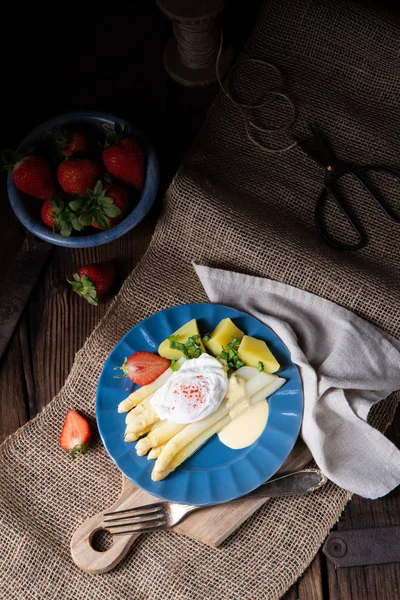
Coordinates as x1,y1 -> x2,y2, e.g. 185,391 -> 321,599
60,410 -> 91,458
115,351 -> 170,386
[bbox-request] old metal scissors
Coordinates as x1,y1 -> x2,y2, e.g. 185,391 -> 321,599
297,125 -> 400,251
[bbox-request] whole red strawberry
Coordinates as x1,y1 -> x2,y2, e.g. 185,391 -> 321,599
91,181 -> 129,229
57,158 -> 102,195
102,124 -> 144,190
67,180 -> 128,230
67,262 -> 116,305
40,196 -> 82,237
51,125 -> 94,157
2,150 -> 56,201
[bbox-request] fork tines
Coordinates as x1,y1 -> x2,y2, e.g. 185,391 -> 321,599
103,502 -> 168,535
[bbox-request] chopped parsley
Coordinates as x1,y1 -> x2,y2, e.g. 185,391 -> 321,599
170,358 -> 179,371
168,339 -> 190,358
168,334 -> 180,342
219,337 -> 245,370
168,334 -> 204,359
258,361 -> 264,372
226,337 -> 240,349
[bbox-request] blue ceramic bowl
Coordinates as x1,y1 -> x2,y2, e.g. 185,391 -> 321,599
7,111 -> 159,248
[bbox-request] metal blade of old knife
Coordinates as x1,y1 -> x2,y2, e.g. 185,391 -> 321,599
0,232 -> 53,363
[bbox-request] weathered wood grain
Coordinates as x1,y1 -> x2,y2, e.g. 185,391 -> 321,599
326,408 -> 400,600
298,555 -> 325,600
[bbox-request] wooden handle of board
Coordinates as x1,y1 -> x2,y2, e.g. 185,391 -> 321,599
70,478 -> 154,574
71,440 -> 312,574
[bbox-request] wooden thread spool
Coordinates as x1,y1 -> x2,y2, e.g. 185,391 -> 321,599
157,0 -> 232,87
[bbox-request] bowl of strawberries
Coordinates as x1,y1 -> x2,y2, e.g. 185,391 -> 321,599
4,111 -> 159,247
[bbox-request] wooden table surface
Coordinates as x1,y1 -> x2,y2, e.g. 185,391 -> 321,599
1,2 -> 399,598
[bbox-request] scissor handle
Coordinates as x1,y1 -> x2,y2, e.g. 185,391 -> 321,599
355,166 -> 400,223
314,180 -> 366,251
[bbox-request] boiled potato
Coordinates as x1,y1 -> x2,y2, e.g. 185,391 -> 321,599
238,335 -> 280,373
204,318 -> 244,357
158,319 -> 205,359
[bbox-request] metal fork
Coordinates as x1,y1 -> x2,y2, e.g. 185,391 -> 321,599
103,468 -> 326,535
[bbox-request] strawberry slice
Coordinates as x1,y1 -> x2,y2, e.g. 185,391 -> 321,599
60,410 -> 91,458
115,351 -> 170,386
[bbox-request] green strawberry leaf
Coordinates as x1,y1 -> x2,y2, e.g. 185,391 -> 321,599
99,196 -> 114,207
67,273 -> 99,306
50,196 -> 64,213
71,217 -> 84,231
86,295 -> 98,306
79,212 -> 93,227
103,205 -> 121,218
93,180 -> 103,195
93,211 -> 110,230
69,199 -> 85,212
60,222 -> 72,237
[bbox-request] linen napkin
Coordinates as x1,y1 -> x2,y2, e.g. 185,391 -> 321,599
194,263 -> 400,499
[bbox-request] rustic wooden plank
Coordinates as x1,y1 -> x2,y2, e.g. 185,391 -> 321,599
326,406 -> 400,600
0,325 -> 28,444
0,179 -> 29,441
33,218 -> 156,412
298,555 -> 325,600
282,554 -> 326,600
282,587 -> 298,600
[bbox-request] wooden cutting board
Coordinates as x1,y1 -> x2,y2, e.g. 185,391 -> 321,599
71,439 -> 311,574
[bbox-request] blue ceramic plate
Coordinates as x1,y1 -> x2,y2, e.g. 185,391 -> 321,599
96,303 -> 303,506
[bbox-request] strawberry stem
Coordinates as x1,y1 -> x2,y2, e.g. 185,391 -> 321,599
69,443 -> 88,459
103,121 -> 130,149
114,358 -> 128,378
1,146 -> 37,171
67,274 -> 98,305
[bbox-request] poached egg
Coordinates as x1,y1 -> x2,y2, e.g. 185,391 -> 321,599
151,354 -> 228,424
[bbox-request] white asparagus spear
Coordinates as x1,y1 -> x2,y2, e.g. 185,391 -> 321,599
245,372 -> 278,397
135,421 -> 186,456
152,400 -> 231,473
125,394 -> 153,425
125,406 -> 159,433
152,376 -> 287,477
152,415 -> 231,481
148,445 -> 165,460
234,366 -> 259,380
250,377 -> 286,405
124,423 -> 154,443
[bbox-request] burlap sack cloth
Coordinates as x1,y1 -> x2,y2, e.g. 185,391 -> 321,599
1,0 -> 399,598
